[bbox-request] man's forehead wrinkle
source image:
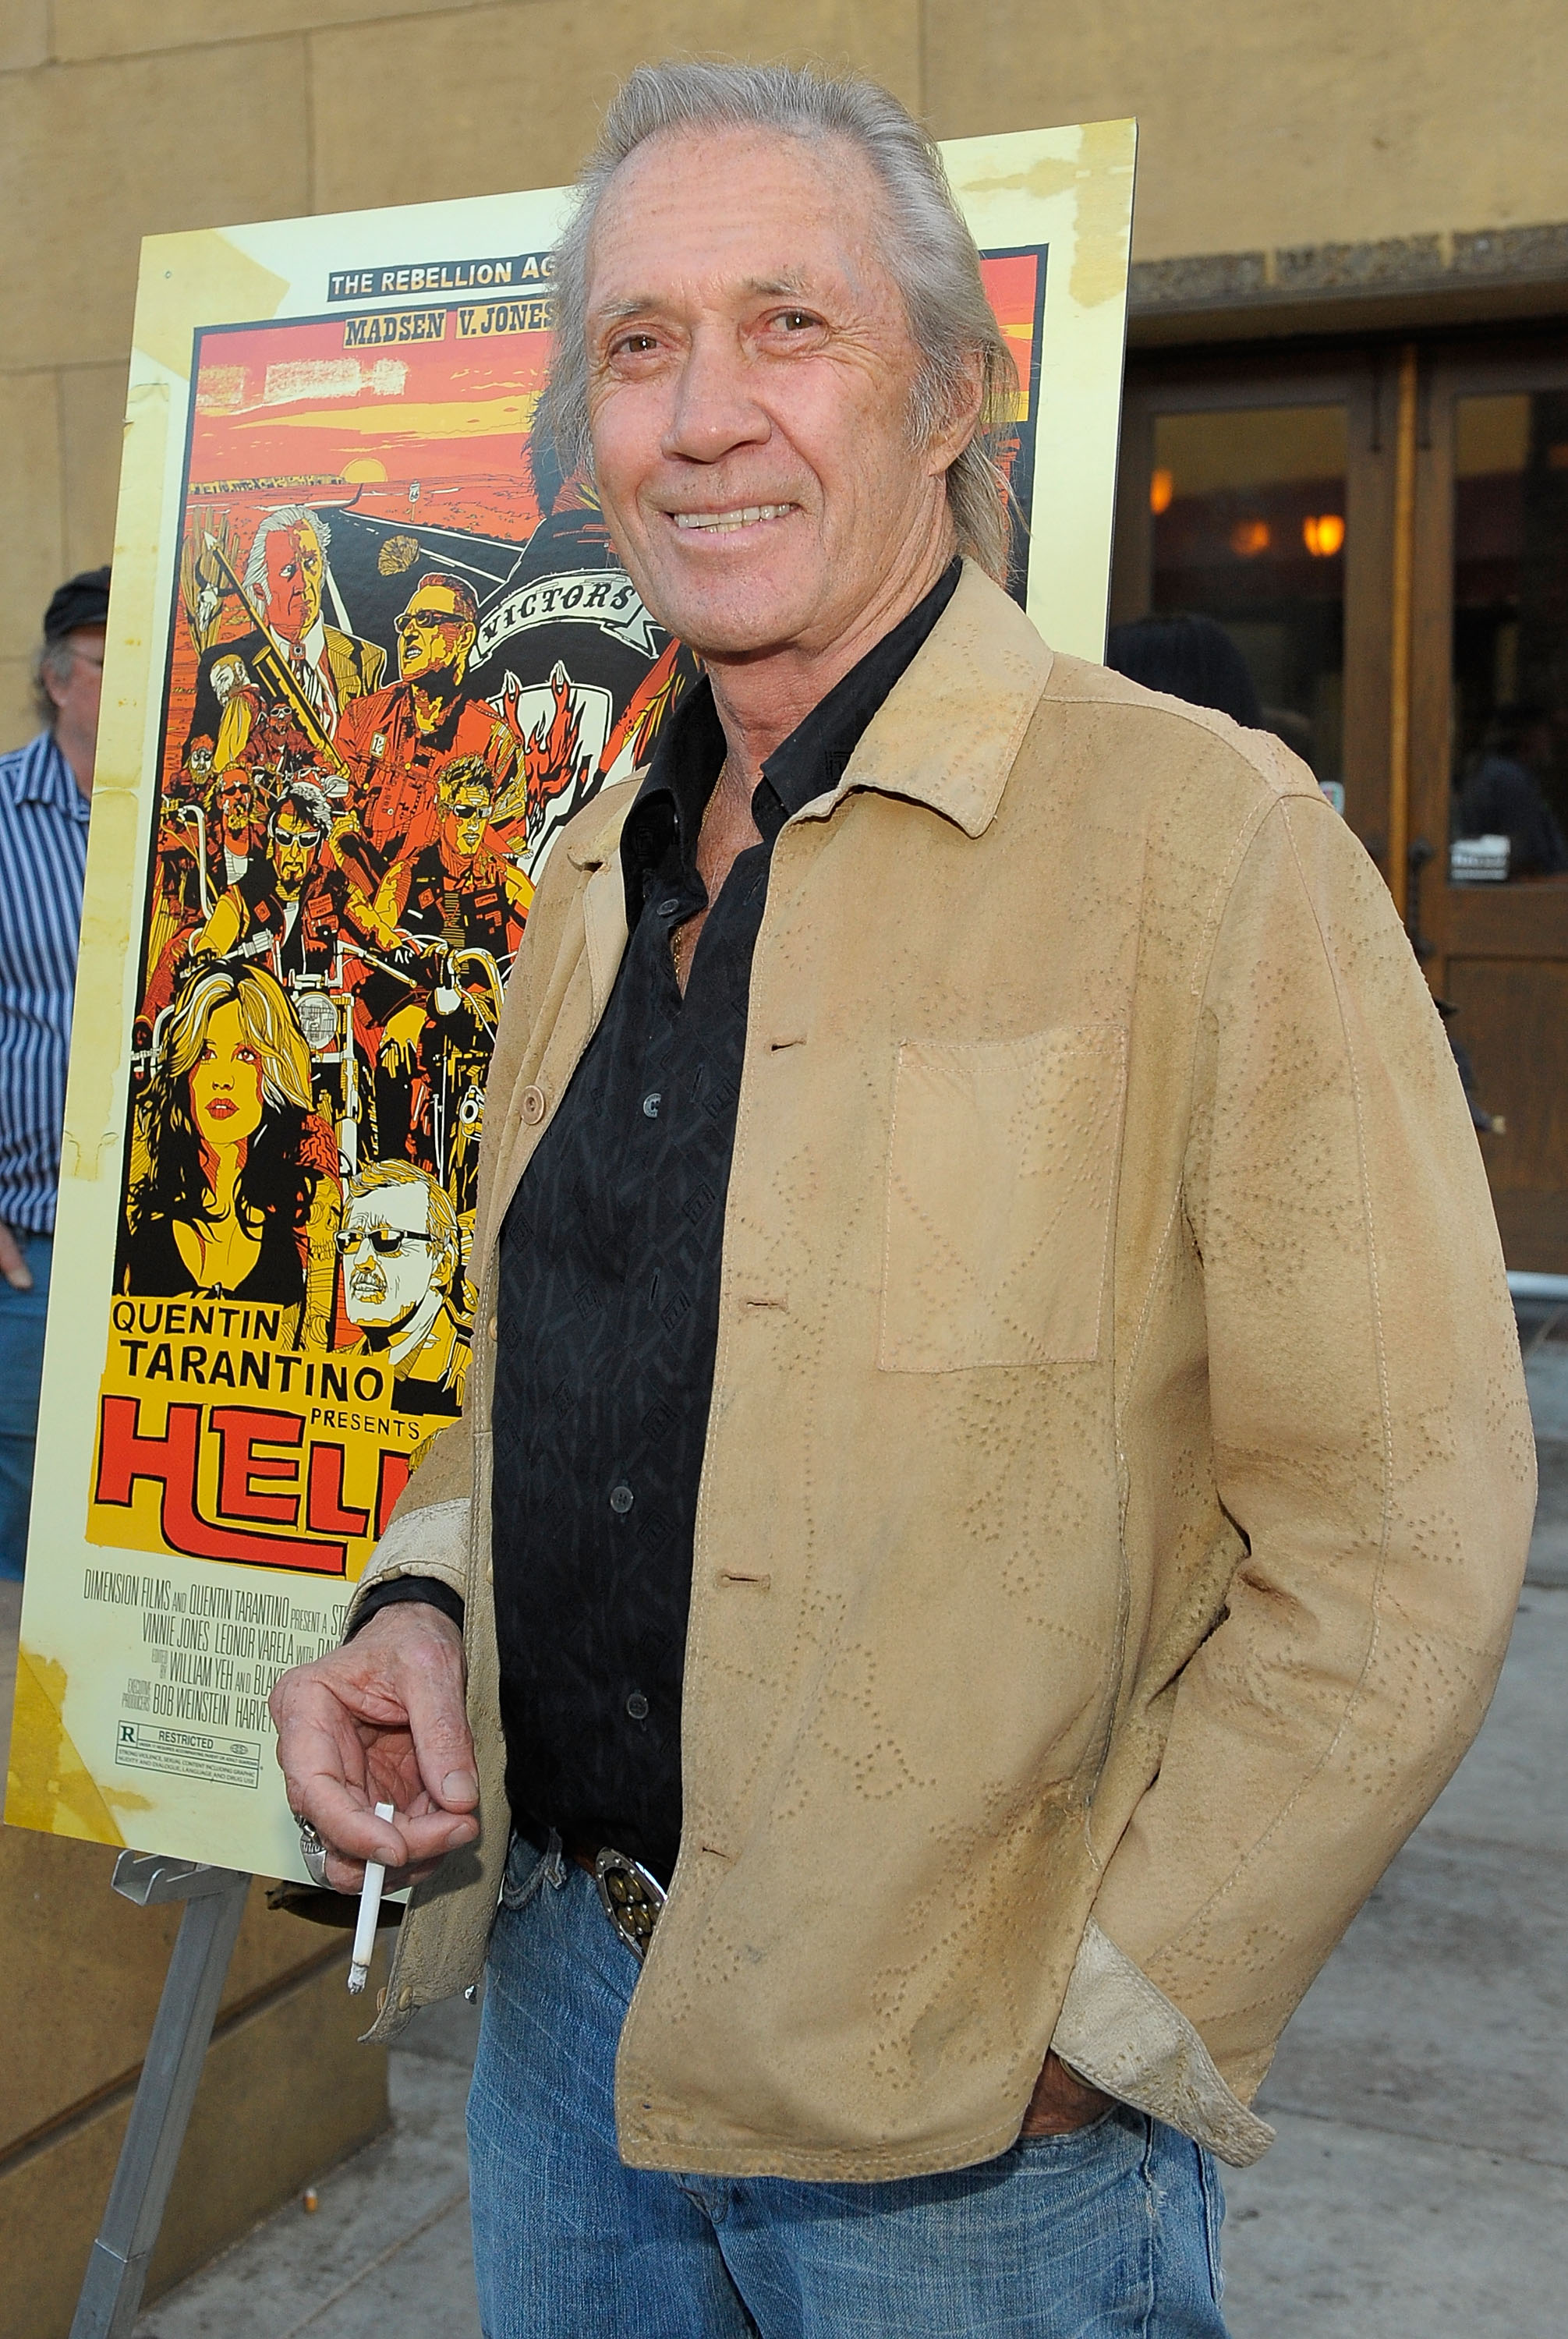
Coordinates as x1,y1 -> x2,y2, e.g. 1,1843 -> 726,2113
740,273 -> 812,299
587,257 -> 875,341
586,131 -> 887,310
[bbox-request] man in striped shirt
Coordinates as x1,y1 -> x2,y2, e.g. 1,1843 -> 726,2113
0,566 -> 108,1577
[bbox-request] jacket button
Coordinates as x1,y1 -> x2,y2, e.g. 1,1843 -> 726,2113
487,1315 -> 497,1339
626,1692 -> 649,1721
520,1085 -> 547,1124
610,1483 -> 634,1515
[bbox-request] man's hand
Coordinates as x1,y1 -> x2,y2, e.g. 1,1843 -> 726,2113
1019,2051 -> 1113,2138
271,1601 -> 480,1893
0,1223 -> 33,1292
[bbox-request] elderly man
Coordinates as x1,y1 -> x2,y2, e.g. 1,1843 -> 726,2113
0,567 -> 108,1576
188,507 -> 384,757
336,1158 -> 470,1416
274,63 -> 1534,2338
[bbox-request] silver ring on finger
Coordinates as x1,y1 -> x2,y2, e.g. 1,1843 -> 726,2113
292,1812 -> 331,1887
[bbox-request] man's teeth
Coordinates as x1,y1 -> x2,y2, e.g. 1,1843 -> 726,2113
672,504 -> 793,533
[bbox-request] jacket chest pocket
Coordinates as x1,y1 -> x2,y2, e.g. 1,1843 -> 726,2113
879,1024 -> 1127,1371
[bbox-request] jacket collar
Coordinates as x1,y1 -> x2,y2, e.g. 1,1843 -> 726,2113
565,558 -> 1053,874
567,785 -> 639,873
821,559 -> 1053,839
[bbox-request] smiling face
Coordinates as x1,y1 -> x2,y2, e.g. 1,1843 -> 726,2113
338,1179 -> 443,1333
189,1000 -> 265,1152
260,524 -> 324,646
583,126 -> 977,667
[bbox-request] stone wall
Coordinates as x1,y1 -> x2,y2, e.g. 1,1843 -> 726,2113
3,0 -> 1567,742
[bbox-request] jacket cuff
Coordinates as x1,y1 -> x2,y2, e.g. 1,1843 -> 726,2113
344,1576 -> 465,1640
345,1496 -> 472,1632
1050,1919 -> 1276,2167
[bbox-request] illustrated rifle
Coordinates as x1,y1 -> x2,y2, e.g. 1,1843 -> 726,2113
200,533 -> 351,779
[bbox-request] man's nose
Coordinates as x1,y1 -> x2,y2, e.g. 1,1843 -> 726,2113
661,324 -> 770,465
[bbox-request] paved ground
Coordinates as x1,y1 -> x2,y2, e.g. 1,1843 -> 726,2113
136,1993 -> 485,2339
34,1316 -> 1566,2334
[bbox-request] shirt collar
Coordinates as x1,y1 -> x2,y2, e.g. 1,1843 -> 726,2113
619,557 -> 962,915
5,729 -> 88,819
271,614 -> 329,669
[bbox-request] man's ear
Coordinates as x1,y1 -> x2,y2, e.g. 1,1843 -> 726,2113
924,347 -> 987,479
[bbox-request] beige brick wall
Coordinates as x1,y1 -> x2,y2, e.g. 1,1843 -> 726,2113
4,0 -> 1568,748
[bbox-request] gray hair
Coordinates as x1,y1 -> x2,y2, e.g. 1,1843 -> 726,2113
31,636 -> 78,729
346,1158 -> 462,1289
242,506 -> 332,617
541,62 -> 1019,583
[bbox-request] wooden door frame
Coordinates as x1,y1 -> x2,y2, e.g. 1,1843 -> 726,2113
1114,345 -> 1398,875
1408,333 -> 1568,982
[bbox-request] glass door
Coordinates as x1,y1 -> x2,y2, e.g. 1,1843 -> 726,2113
1114,352 -> 1395,865
1410,347 -> 1568,1269
1148,403 -> 1348,796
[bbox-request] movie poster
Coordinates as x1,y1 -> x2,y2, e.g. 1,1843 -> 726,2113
9,121 -> 1137,1877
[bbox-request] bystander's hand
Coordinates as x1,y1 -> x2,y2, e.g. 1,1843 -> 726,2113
271,1601 -> 480,1892
1019,2051 -> 1114,2137
0,1222 -> 33,1291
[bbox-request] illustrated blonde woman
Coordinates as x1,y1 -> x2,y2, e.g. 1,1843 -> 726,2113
119,962 -> 339,1349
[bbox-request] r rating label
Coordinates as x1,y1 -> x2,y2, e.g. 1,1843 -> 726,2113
115,1720 -> 262,1791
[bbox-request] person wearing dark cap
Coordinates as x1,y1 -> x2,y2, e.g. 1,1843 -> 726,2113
0,564 -> 109,1576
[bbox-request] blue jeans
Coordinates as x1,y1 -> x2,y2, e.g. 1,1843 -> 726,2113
0,1230 -> 50,1580
467,1838 -> 1230,2338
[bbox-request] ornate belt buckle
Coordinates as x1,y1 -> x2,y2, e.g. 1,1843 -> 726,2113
594,1847 -> 666,1961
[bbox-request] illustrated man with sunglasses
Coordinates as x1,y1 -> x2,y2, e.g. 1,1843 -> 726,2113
335,572 -> 517,883
336,1158 -> 469,1417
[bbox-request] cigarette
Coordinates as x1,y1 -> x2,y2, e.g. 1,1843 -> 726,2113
348,1801 -> 397,1995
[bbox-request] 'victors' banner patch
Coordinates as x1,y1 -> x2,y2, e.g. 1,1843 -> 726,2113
9,126 -> 1136,1875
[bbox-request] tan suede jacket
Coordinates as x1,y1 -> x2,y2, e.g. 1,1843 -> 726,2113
353,561 -> 1534,2181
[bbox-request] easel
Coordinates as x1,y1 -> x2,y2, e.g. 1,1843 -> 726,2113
69,1852 -> 251,2339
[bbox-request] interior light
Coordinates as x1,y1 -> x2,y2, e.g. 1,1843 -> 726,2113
1303,513 -> 1346,557
1150,468 -> 1174,515
1230,518 -> 1271,557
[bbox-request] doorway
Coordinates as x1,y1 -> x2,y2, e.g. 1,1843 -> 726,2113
1116,334 -> 1568,1270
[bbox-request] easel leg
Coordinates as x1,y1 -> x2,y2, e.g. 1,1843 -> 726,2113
70,1860 -> 252,2339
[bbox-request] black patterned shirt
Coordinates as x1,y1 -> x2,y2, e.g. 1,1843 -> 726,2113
363,561 -> 960,1883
